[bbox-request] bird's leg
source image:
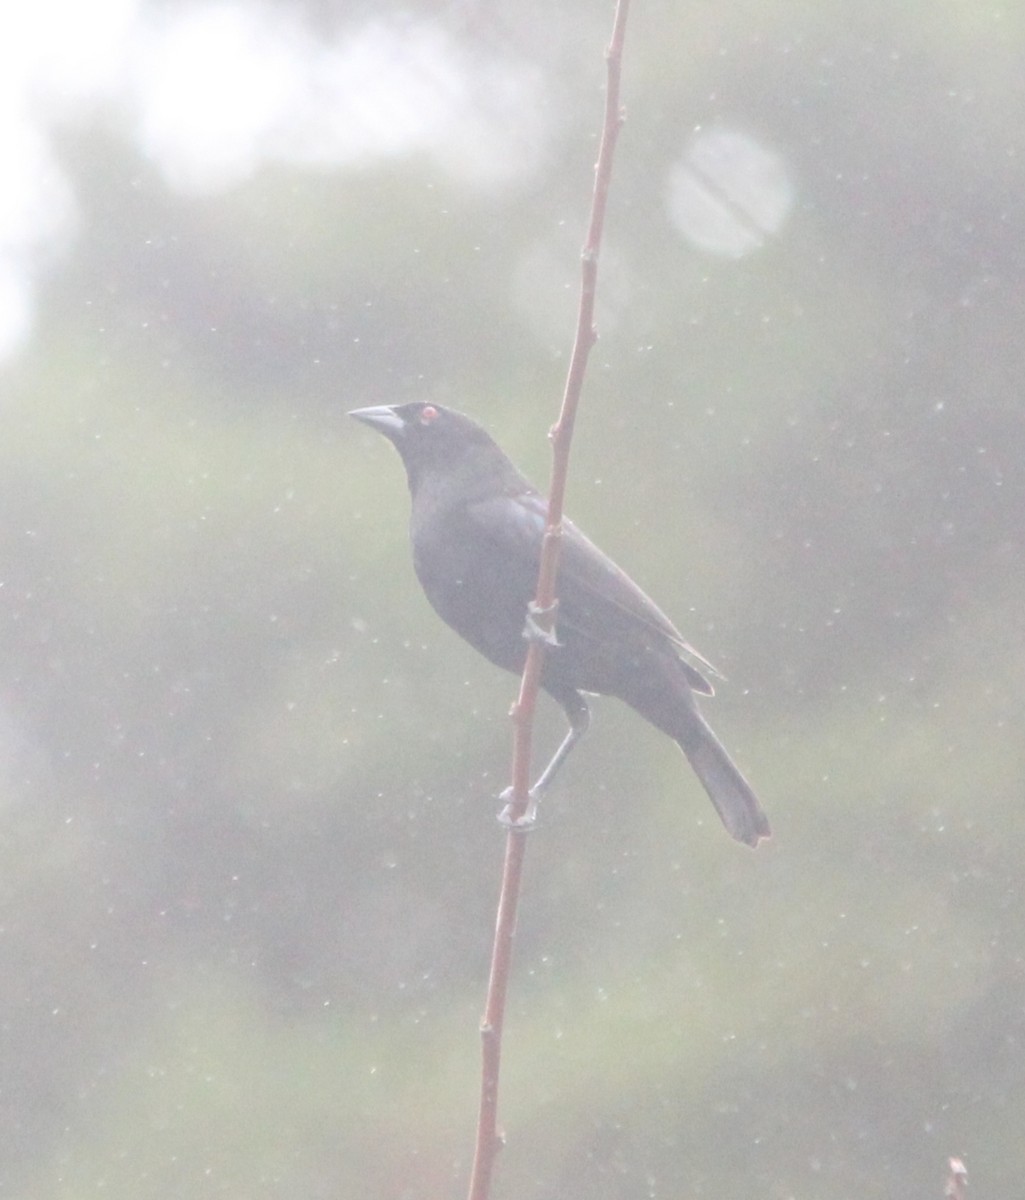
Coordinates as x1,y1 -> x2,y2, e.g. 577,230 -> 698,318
498,692 -> 591,829
526,695 -> 590,794
522,598 -> 561,648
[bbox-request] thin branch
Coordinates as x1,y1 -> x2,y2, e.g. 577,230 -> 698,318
467,4 -> 631,1199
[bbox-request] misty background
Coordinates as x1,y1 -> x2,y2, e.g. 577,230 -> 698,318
2,1 -> 1023,1197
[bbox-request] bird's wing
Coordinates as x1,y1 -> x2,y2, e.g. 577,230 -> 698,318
468,489 -> 719,693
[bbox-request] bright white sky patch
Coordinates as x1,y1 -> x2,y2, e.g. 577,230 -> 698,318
307,23 -> 470,163
0,266 -> 34,362
0,0 -> 138,111
133,3 -> 310,193
0,0 -> 545,362
131,11 -> 543,190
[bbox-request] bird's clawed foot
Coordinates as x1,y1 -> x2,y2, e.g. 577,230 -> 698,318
522,600 -> 561,648
497,785 -> 539,831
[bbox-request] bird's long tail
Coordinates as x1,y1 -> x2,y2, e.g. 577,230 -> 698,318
676,717 -> 771,848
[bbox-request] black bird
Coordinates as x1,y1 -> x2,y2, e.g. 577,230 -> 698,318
350,401 -> 770,847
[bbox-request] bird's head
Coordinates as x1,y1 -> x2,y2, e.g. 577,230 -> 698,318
349,402 -> 511,494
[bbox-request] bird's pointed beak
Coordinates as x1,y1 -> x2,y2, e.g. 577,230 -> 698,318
349,405 -> 405,437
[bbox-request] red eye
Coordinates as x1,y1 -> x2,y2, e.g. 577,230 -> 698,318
420,405 -> 439,424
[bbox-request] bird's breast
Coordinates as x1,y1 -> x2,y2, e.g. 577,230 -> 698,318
411,515 -> 533,675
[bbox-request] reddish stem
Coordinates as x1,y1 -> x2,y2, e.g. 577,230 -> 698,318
467,4 -> 631,1198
